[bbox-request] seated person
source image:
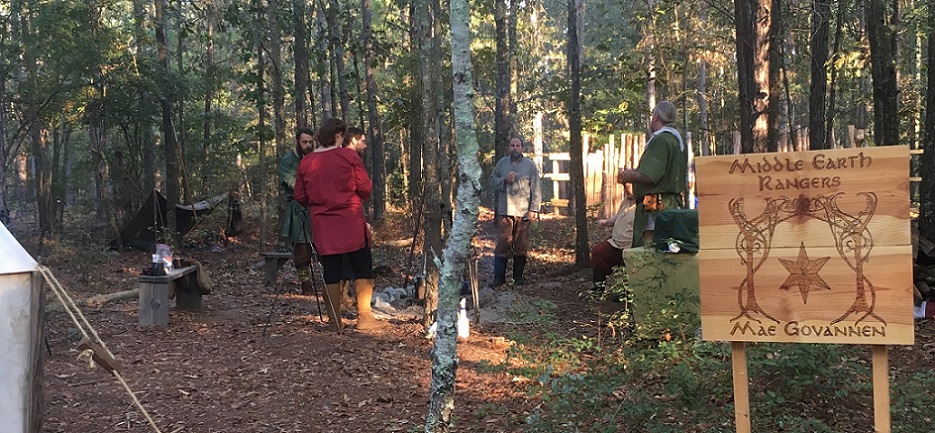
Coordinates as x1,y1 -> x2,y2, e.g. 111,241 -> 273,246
588,181 -> 636,294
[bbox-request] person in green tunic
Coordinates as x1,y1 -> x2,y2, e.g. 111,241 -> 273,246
279,128 -> 316,295
619,101 -> 688,248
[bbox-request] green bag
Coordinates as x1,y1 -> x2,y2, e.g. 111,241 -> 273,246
652,209 -> 699,253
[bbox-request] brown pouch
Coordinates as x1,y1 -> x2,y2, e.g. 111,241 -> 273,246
642,194 -> 664,212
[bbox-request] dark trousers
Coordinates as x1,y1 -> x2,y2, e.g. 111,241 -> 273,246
590,240 -> 624,283
494,215 -> 531,257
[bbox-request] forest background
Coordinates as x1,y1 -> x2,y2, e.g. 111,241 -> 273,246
7,0 -> 935,251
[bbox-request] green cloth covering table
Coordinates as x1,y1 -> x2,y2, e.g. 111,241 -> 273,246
623,247 -> 700,339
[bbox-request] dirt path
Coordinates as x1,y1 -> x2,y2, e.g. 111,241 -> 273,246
39,209 -> 552,433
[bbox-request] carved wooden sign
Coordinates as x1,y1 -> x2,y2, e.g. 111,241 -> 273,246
696,146 -> 913,345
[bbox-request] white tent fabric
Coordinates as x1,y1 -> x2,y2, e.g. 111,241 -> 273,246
0,221 -> 39,433
0,221 -> 36,274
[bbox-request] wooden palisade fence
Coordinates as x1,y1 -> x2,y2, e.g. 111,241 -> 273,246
541,125 -> 921,218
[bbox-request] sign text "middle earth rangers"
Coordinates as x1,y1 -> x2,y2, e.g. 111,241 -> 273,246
729,152 -> 873,175
728,152 -> 873,192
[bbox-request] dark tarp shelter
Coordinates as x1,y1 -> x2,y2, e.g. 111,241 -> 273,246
108,190 -> 231,251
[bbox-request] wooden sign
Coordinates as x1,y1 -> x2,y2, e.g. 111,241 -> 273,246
696,146 -> 913,345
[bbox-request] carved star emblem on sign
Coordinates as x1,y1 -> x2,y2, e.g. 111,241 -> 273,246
778,242 -> 832,304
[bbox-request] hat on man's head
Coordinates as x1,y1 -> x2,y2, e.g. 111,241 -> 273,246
654,101 -> 677,124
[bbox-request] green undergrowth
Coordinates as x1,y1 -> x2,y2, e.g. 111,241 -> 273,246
483,282 -> 932,433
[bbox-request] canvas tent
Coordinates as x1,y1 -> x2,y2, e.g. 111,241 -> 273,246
109,190 -> 231,250
0,221 -> 43,433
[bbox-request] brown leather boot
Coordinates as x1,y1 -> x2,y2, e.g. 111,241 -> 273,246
323,283 -> 344,332
354,278 -> 386,330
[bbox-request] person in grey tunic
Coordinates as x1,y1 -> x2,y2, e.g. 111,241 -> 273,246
279,128 -> 315,295
489,137 -> 541,286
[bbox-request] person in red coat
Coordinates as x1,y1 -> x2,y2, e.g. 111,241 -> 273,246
294,118 -> 383,331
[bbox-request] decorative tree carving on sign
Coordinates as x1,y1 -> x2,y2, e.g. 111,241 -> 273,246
729,192 -> 880,325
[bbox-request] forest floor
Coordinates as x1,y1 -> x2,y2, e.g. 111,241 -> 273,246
27,206 -> 602,433
7,205 -> 934,432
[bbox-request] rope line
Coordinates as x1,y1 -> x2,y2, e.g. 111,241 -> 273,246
39,266 -> 165,433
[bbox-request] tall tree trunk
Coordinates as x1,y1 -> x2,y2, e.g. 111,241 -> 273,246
433,0 -> 452,235
909,4 -> 922,150
781,31 -> 794,152
270,0 -> 287,158
204,0 -> 217,162
88,99 -> 109,221
316,0 -> 333,119
256,44 -> 269,251
24,7 -> 52,235
363,0 -> 386,221
417,0 -> 442,330
808,0 -> 831,150
919,2 -> 935,242
51,118 -> 69,229
88,1 -> 110,221
408,2 -> 423,202
752,0 -> 771,153
424,0 -> 483,427
134,0 -> 156,192
867,0 -> 900,145
353,52 -> 367,130
531,5 -> 545,169
258,33 -> 269,250
697,3 -> 710,156
856,4 -> 870,135
328,0 -> 351,120
408,104 -> 423,202
568,0 -> 589,266
508,0 -> 518,118
735,0 -> 756,153
22,5 -> 52,235
824,0 -> 846,148
155,0 -> 180,243
23,82 -> 54,238
293,0 -> 311,129
766,0 -> 783,152
494,0 -> 511,162
329,50 -> 339,118
642,0 -> 657,133
30,127 -> 53,236
174,0 -> 191,204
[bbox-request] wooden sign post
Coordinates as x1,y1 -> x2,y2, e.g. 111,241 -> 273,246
696,146 -> 914,433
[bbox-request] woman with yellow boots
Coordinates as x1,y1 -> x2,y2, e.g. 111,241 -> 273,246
294,118 -> 385,331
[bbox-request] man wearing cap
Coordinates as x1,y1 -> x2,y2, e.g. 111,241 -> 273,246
618,101 -> 688,247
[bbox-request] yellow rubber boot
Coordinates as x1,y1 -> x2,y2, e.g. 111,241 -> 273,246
323,283 -> 344,332
354,278 -> 386,330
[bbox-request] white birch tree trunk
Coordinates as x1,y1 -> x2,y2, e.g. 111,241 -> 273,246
424,0 -> 482,428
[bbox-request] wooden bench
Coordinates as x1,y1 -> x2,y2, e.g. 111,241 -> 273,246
261,252 -> 293,285
138,265 -> 202,327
